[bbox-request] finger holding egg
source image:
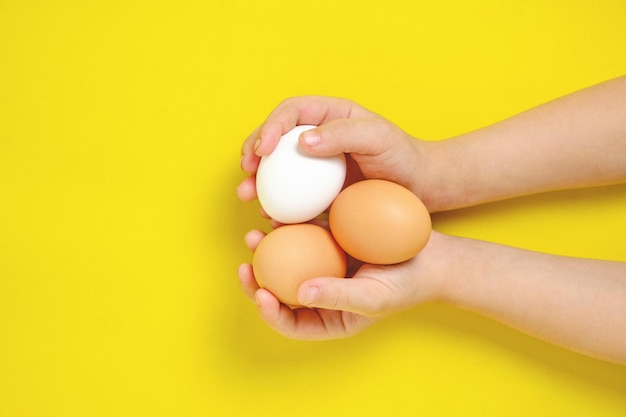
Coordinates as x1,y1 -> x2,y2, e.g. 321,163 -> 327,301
253,96 -> 367,155
240,126 -> 261,173
254,286 -> 375,341
239,96 -> 368,201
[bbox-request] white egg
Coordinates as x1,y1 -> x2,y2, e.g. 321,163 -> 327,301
256,125 -> 347,224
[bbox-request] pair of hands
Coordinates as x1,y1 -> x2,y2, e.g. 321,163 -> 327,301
237,97 -> 448,340
236,80 -> 626,363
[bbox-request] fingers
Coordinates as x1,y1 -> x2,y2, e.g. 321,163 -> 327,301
252,96 -> 372,157
241,126 -> 261,173
255,289 -> 364,340
296,272 -> 393,317
298,117 -> 407,158
254,289 -> 326,340
255,288 -> 301,336
238,96 -> 378,204
240,232 -> 330,340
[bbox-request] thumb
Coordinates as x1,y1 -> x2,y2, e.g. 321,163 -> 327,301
297,276 -> 391,316
298,118 -> 405,158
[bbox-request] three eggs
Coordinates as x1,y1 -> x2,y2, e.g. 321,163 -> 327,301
253,125 -> 431,307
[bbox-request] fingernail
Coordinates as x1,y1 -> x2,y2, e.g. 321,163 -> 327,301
240,153 -> 245,169
302,131 -> 321,147
253,137 -> 262,153
255,292 -> 262,308
302,286 -> 319,305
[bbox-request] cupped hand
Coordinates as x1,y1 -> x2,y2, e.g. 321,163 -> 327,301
238,229 -> 448,340
237,96 -> 436,210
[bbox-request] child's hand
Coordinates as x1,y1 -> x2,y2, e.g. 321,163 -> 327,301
238,229 -> 448,340
237,96 -> 438,214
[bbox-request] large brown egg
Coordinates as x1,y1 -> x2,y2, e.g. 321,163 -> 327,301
329,179 -> 431,264
252,224 -> 347,307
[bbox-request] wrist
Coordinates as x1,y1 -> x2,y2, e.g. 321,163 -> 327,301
411,231 -> 464,303
411,138 -> 472,213
423,232 -> 492,305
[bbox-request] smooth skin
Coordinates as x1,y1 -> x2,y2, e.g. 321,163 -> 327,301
237,76 -> 626,364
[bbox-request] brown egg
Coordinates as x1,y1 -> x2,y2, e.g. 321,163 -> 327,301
252,224 -> 347,308
329,179 -> 431,264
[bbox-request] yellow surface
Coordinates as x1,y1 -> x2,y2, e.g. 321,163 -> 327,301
1,1 -> 625,416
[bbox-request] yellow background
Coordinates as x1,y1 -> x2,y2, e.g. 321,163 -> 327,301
1,0 -> 625,416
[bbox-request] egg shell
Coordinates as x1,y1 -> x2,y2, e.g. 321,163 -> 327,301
256,125 -> 347,224
329,179 -> 431,265
252,224 -> 347,308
